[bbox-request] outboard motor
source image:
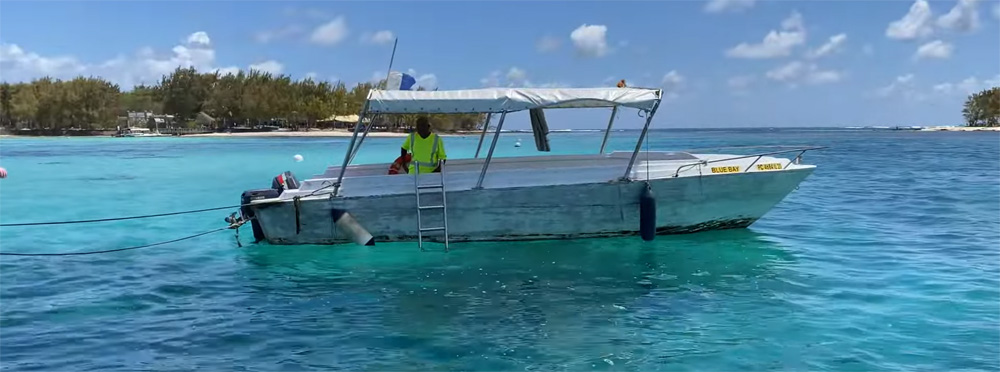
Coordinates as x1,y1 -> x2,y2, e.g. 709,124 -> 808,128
272,171 -> 300,193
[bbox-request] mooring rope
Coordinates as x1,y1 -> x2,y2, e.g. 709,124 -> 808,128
0,226 -> 232,256
0,205 -> 244,227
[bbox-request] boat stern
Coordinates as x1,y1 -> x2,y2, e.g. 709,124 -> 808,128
232,171 -> 301,243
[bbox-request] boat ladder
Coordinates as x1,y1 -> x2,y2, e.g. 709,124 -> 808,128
412,160 -> 450,251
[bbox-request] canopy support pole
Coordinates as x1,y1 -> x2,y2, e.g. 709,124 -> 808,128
348,114 -> 380,165
474,113 -> 492,158
476,111 -> 506,189
622,101 -> 660,181
333,102 -> 370,197
599,106 -> 618,154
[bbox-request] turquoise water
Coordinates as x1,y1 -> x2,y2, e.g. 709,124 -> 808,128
1,129 -> 998,371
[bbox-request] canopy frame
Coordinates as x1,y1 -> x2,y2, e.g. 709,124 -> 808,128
331,87 -> 663,197
365,87 -> 662,114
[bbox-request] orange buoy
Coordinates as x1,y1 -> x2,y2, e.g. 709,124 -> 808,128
388,154 -> 411,175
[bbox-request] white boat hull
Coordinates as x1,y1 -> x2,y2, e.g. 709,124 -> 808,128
244,152 -> 815,245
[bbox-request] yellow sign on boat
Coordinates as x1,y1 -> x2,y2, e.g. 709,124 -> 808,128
711,166 -> 740,174
756,163 -> 782,171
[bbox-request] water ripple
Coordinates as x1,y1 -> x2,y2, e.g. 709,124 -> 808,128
1,131 -> 998,371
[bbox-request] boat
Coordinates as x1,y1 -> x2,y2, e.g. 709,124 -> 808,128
117,127 -> 165,137
230,87 -> 823,250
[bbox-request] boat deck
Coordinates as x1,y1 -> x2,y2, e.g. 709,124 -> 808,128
275,151 -> 809,200
317,151 -> 698,178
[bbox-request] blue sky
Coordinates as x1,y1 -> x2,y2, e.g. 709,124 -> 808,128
1,0 -> 998,128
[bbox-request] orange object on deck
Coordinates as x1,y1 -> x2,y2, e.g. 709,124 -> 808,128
388,154 -> 411,175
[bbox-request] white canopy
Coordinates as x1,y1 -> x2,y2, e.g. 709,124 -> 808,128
365,87 -> 662,114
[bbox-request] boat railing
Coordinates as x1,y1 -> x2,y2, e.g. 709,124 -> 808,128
671,145 -> 826,177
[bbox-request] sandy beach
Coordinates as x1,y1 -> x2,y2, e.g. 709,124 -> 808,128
182,130 -> 477,138
185,130 -> 405,138
0,130 -> 480,139
919,126 -> 1000,132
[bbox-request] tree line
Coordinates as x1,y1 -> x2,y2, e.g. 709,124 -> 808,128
0,67 -> 486,132
963,87 -> 1000,127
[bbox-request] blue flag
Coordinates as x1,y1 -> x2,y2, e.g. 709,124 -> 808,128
399,73 -> 416,90
387,71 -> 418,90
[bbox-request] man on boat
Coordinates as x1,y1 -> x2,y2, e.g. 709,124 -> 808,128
401,116 -> 446,173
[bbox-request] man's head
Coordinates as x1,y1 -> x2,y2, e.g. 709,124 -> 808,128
416,116 -> 431,137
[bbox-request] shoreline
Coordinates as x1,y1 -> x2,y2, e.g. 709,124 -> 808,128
3,126 -> 998,139
185,130 -> 409,138
918,126 -> 1000,132
1,130 -> 483,139
184,130 -> 482,138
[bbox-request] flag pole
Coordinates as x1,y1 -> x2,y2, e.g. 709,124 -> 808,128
384,37 -> 398,89
384,37 -> 400,132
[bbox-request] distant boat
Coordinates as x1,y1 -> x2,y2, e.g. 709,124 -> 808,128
118,127 -> 164,137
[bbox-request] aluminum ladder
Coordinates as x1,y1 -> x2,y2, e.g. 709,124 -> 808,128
412,160 -> 450,251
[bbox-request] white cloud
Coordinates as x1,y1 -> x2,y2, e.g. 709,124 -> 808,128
570,24 -> 609,58
937,0 -> 980,32
765,60 -> 844,85
876,74 -> 916,97
806,33 -> 847,59
0,44 -> 86,80
416,73 -> 438,90
249,60 -> 284,74
310,16 -> 349,45
361,30 -> 395,45
255,25 -> 305,44
506,67 -> 527,84
480,70 -> 501,87
305,72 -> 318,79
805,70 -> 844,85
0,32 -> 297,89
725,11 -> 807,59
781,11 -> 805,31
661,70 -> 683,87
215,66 -> 241,76
186,31 -> 211,46
933,74 -> 1000,95
994,3 -> 1000,19
766,61 -> 806,82
886,0 -> 934,40
914,40 -> 953,59
661,70 -> 684,99
704,0 -> 756,13
536,35 -> 561,53
480,67 -> 566,88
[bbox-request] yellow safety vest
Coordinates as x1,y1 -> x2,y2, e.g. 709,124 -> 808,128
402,132 -> 446,174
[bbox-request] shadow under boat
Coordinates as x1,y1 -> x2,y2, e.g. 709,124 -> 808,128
228,229 -> 805,369
234,228 -> 800,313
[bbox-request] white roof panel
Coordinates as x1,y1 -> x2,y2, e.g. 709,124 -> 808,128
366,87 -> 661,114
